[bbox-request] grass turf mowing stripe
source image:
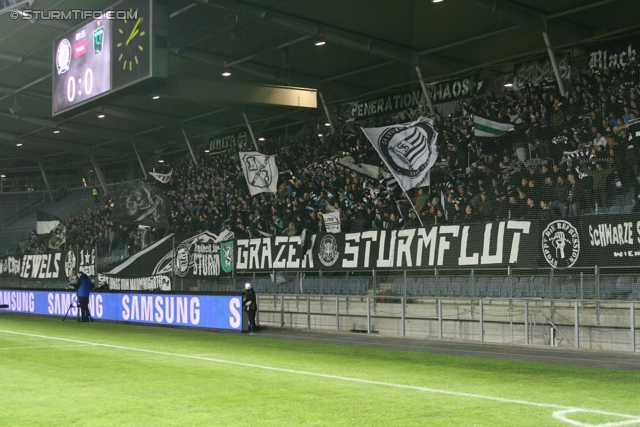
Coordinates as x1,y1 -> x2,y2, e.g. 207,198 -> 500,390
2,328 -> 639,427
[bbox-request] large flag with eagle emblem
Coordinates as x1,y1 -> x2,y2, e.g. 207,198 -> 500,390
361,117 -> 438,192
239,151 -> 279,196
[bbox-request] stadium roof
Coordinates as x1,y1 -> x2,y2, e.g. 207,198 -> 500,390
0,0 -> 637,174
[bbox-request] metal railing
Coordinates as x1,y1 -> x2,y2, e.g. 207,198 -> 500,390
255,295 -> 638,353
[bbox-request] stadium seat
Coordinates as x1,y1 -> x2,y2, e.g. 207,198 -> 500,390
487,279 -> 501,297
560,283 -> 577,299
513,278 -> 530,297
423,277 -> 437,297
334,278 -> 347,295
448,281 -> 461,297
348,279 -> 362,296
599,277 -> 616,299
474,277 -> 490,298
530,277 -> 548,298
436,277 -> 450,297
392,278 -> 405,295
615,276 -> 634,298
633,278 -> 640,300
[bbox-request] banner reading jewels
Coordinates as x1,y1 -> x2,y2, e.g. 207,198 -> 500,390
0,249 -> 95,280
236,220 -> 540,271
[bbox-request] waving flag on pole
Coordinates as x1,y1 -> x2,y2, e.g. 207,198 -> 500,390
149,169 -> 173,184
36,211 -> 61,235
240,152 -> 278,196
361,117 -> 438,192
473,115 -> 515,138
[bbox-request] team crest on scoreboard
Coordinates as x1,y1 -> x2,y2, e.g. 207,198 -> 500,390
93,27 -> 105,57
318,235 -> 339,267
542,220 -> 580,268
56,39 -> 72,75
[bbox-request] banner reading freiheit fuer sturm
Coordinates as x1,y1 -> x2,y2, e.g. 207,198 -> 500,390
105,231 -> 233,279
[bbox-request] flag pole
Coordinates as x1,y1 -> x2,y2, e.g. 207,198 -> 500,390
405,191 -> 424,227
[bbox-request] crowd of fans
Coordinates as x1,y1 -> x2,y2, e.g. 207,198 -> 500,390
14,53 -> 640,256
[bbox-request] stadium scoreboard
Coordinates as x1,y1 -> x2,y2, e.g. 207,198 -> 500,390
52,0 -> 167,116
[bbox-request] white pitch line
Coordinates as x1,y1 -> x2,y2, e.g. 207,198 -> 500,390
1,329 -> 639,427
0,344 -> 95,351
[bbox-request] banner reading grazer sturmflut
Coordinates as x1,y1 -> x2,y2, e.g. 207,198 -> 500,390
236,220 -> 540,271
105,231 -> 232,281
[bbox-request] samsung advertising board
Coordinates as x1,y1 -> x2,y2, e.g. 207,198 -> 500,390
0,290 -> 243,331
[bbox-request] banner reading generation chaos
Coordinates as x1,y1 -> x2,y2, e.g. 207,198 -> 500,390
0,289 -> 243,331
0,249 -> 95,280
236,220 -> 540,271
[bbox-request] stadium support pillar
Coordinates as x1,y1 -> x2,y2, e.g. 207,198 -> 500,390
401,297 -> 405,337
415,65 -> 434,115
542,32 -> 566,95
243,113 -> 260,151
131,141 -> 147,180
524,300 -> 529,344
88,150 -> 108,196
335,297 -> 339,331
181,129 -> 199,167
366,297 -> 371,334
38,160 -> 54,200
438,299 -> 443,339
631,303 -> 635,352
479,299 -> 484,342
574,301 -> 580,348
318,91 -> 333,130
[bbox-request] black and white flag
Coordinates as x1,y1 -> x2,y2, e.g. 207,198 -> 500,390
322,210 -> 341,233
36,211 -> 61,235
149,169 -> 173,184
239,151 -> 278,196
361,117 -> 438,192
111,182 -> 171,228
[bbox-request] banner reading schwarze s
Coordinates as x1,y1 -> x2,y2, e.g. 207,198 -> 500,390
236,220 -> 539,271
105,231 -> 233,280
343,75 -> 480,121
579,214 -> 640,266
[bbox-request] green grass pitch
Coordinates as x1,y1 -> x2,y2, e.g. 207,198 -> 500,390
1,315 -> 639,427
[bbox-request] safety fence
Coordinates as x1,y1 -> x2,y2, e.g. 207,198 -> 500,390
256,295 -> 639,353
